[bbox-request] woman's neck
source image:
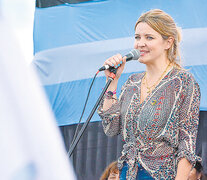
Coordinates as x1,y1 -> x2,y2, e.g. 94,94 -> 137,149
145,59 -> 171,82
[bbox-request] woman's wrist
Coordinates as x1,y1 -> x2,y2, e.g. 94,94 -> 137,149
105,90 -> 117,100
106,79 -> 118,91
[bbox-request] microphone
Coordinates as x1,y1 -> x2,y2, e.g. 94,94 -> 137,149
98,49 -> 140,71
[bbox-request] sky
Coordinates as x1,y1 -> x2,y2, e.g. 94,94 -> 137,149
1,0 -> 35,64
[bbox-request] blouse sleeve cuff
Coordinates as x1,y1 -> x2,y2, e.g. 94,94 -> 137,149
177,150 -> 202,167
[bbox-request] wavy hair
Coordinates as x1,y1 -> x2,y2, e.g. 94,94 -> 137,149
135,9 -> 182,68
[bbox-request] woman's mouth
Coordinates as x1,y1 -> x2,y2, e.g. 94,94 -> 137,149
140,50 -> 149,56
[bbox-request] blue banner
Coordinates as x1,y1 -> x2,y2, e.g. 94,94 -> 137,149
33,0 -> 207,126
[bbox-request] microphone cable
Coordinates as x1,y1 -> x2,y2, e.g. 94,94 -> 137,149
68,70 -> 100,153
67,49 -> 140,155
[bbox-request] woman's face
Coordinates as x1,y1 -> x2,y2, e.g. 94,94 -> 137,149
134,22 -> 169,65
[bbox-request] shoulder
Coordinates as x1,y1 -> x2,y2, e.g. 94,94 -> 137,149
174,68 -> 198,86
121,72 -> 144,90
174,68 -> 200,93
128,72 -> 145,83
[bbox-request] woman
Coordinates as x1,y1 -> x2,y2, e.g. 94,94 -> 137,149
98,9 -> 201,179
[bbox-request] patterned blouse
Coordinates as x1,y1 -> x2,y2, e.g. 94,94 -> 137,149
98,68 -> 201,179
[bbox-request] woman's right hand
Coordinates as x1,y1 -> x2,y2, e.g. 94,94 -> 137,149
104,54 -> 126,81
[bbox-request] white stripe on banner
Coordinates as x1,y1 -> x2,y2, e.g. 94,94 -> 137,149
33,27 -> 207,85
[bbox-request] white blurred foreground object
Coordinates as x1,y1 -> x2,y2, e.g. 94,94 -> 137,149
0,16 -> 76,180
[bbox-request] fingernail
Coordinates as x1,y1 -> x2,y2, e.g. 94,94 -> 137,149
112,64 -> 114,66
120,61 -> 123,64
115,65 -> 118,68
118,64 -> 120,67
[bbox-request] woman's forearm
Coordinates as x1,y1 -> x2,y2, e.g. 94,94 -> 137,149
102,79 -> 118,111
175,158 -> 192,180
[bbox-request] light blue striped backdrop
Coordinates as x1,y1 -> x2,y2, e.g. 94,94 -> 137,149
33,0 -> 207,126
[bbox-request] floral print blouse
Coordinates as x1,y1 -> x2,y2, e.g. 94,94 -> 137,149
98,68 -> 201,180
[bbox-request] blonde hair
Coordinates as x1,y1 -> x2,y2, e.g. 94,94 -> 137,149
135,9 -> 182,68
100,161 -> 119,180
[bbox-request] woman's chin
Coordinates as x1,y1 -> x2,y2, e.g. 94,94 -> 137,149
138,58 -> 146,64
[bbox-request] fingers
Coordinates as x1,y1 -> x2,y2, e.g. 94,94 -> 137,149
104,54 -> 123,68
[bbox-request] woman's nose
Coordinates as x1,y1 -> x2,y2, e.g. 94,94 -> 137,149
135,38 -> 146,47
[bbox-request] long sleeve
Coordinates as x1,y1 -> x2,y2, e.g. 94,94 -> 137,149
177,73 -> 201,165
97,76 -> 132,137
98,97 -> 121,136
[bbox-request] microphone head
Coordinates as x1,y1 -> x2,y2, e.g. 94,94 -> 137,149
130,49 -> 140,60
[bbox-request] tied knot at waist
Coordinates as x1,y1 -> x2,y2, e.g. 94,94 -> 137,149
118,142 -> 150,180
117,141 -> 173,169
118,142 -> 149,169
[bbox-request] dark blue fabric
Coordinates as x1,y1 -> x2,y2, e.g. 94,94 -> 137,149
120,163 -> 154,180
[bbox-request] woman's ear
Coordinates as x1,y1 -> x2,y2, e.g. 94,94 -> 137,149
165,37 -> 174,50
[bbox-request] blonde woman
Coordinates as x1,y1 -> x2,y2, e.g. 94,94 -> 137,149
98,9 -> 201,179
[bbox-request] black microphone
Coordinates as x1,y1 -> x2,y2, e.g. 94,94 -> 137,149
98,49 -> 140,71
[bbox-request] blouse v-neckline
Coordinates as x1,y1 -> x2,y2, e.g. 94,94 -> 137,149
138,67 -> 174,106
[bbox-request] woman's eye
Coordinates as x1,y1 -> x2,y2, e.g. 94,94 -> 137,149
147,36 -> 153,40
135,36 -> 140,40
